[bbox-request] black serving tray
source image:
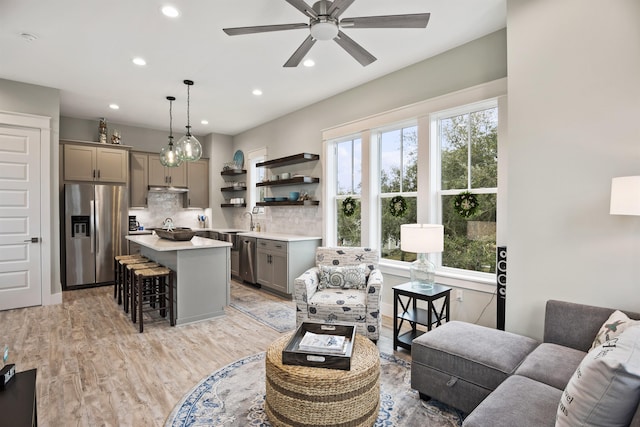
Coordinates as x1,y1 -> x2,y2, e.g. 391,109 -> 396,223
282,322 -> 356,370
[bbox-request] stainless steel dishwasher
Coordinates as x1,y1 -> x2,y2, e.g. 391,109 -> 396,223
238,236 -> 257,284
219,232 -> 239,278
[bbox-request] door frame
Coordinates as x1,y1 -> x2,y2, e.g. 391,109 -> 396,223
0,110 -> 58,306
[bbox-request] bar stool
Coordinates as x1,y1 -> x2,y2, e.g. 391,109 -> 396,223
114,255 -> 143,300
131,266 -> 175,333
124,262 -> 160,313
115,256 -> 149,305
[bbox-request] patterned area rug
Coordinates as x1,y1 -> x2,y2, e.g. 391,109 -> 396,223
165,351 -> 464,427
229,282 -> 296,333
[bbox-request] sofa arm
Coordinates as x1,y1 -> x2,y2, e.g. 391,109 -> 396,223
294,267 -> 320,306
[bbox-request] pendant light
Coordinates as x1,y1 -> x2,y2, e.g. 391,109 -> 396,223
175,79 -> 202,162
160,96 -> 183,168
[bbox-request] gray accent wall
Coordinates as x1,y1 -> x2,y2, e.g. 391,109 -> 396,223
0,78 -> 61,295
506,0 -> 640,339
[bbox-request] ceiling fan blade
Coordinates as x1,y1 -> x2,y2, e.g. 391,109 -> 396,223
284,35 -> 317,67
340,13 -> 430,29
285,0 -> 318,19
327,0 -> 355,18
334,30 -> 376,66
223,23 -> 308,36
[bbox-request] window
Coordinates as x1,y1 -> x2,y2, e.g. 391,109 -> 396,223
335,138 -> 362,246
379,125 -> 418,261
436,105 -> 498,274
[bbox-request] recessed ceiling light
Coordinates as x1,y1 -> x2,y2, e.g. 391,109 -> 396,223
109,104 -> 120,110
252,89 -> 263,96
303,59 -> 315,67
132,57 -> 146,66
162,6 -> 179,18
201,120 -> 209,125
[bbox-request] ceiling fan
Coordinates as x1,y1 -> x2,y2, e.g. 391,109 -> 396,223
223,0 -> 430,67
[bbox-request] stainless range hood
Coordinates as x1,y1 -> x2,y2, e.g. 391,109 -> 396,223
147,185 -> 189,193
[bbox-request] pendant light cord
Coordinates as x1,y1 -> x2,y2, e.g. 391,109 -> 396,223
169,98 -> 173,141
186,83 -> 191,134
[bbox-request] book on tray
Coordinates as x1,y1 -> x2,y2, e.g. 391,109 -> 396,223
298,331 -> 349,355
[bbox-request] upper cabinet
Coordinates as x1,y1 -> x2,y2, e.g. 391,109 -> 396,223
130,151 -> 149,207
148,154 -> 187,187
130,151 -> 209,208
63,141 -> 129,183
187,159 -> 209,208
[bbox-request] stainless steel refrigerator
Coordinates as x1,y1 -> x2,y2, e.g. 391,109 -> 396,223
64,183 -> 127,288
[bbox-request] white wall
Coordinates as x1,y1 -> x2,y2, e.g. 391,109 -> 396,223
0,78 -> 61,295
506,0 -> 640,339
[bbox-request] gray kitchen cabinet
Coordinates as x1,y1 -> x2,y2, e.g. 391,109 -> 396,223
63,142 -> 128,183
148,154 -> 187,187
256,238 -> 320,296
187,158 -> 209,208
130,151 -> 148,207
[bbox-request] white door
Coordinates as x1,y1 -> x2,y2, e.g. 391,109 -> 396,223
0,126 -> 42,310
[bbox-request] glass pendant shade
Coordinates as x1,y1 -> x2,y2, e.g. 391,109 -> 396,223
176,79 -> 202,162
175,129 -> 202,162
160,96 -> 183,167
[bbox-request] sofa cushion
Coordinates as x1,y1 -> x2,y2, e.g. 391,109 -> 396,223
318,264 -> 367,290
308,289 -> 367,324
515,343 -> 586,390
589,309 -> 640,351
462,375 -> 561,427
412,321 -> 539,391
556,325 -> 640,427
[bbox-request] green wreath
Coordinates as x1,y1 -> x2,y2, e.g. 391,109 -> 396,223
342,197 -> 357,217
389,195 -> 407,217
454,191 -> 479,218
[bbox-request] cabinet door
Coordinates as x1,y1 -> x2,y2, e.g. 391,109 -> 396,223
147,154 -> 168,186
187,159 -> 209,207
169,163 -> 187,187
270,252 -> 289,293
64,144 -> 96,181
130,152 -> 148,207
96,147 -> 128,183
256,249 -> 272,286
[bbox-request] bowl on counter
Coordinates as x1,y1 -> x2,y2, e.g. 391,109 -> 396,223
155,227 -> 195,241
289,191 -> 300,201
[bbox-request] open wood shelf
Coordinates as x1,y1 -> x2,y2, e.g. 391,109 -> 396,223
220,186 -> 247,191
220,169 -> 246,176
256,176 -> 319,187
257,200 -> 319,207
256,153 -> 319,168
221,203 -> 247,208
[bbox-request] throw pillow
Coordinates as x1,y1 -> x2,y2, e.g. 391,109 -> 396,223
555,325 -> 640,427
590,310 -> 640,351
318,264 -> 367,290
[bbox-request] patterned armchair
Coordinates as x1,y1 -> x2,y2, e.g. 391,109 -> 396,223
294,247 -> 383,341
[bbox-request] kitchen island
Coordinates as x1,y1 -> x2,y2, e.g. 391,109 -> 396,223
125,234 -> 232,325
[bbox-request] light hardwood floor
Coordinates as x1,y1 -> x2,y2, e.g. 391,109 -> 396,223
0,280 -> 410,426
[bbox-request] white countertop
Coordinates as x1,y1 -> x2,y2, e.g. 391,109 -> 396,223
126,234 -> 232,251
237,231 -> 322,242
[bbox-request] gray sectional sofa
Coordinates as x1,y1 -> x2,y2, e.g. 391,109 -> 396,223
411,300 -> 640,426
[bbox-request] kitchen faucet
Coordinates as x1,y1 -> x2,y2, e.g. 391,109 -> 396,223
243,211 -> 254,231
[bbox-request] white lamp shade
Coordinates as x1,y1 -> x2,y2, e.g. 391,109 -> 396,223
610,176 -> 640,215
400,224 -> 444,253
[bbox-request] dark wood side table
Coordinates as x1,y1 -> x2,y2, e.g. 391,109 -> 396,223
393,282 -> 452,351
0,368 -> 37,427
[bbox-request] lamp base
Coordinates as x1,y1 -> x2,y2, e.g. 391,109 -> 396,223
410,253 -> 435,291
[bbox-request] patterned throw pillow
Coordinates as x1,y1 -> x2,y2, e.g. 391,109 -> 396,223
318,264 -> 367,290
589,310 -> 640,351
556,325 -> 640,427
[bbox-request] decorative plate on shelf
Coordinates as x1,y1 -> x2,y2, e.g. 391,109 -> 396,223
233,150 -> 244,169
275,197 -> 288,202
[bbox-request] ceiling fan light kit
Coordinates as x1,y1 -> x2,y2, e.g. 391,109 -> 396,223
175,79 -> 203,162
222,0 -> 430,67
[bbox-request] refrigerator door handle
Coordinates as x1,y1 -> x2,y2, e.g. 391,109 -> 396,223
90,200 -> 95,254
94,199 -> 99,253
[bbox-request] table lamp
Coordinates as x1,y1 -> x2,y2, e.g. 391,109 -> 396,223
610,176 -> 640,215
400,224 -> 444,290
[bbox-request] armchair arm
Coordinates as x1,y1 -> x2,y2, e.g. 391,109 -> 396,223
294,267 -> 320,306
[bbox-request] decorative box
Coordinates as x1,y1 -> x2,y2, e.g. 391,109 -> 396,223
282,322 -> 357,370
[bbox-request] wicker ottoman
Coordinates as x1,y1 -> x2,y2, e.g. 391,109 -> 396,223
265,333 -> 380,427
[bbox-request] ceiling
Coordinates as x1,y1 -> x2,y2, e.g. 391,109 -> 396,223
0,0 -> 506,136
